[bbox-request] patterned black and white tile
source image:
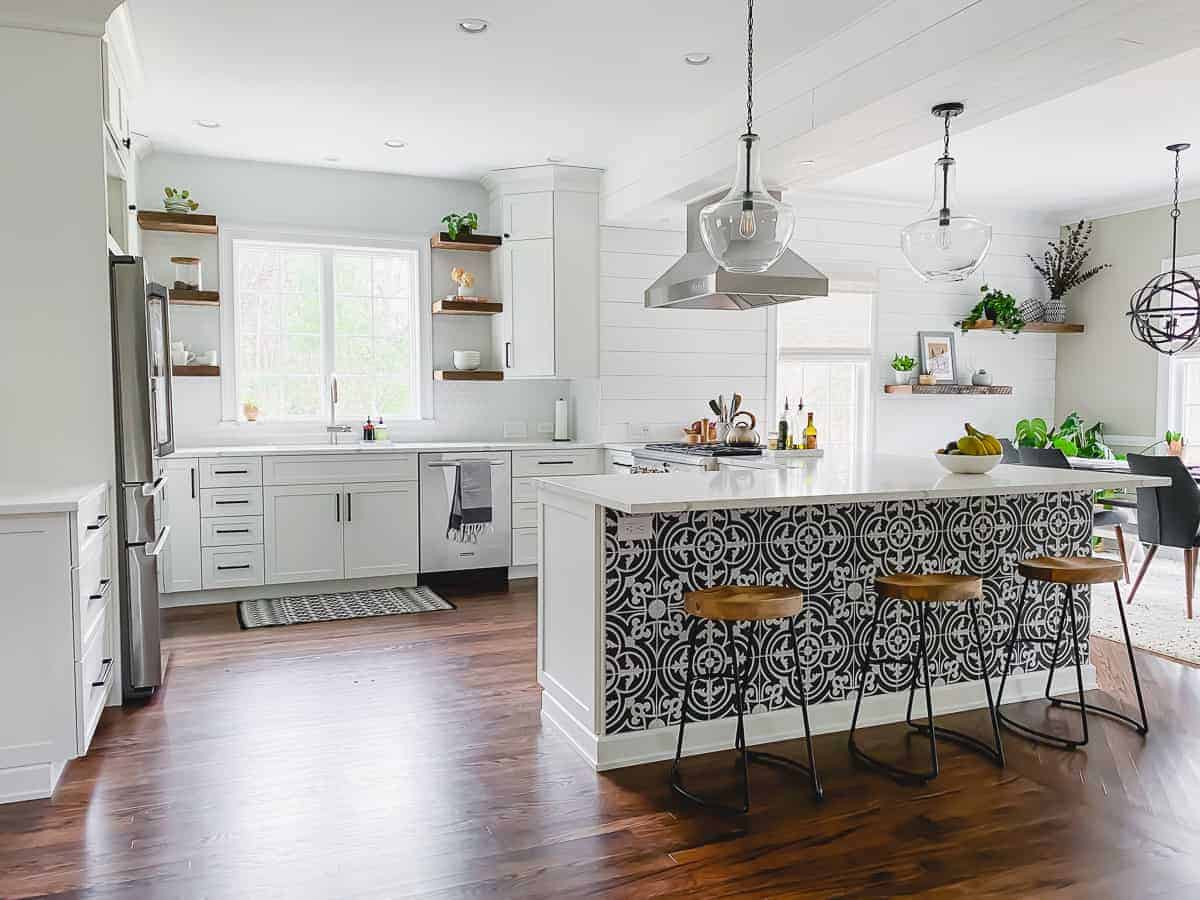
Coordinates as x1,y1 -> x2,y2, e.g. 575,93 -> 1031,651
602,492 -> 1094,735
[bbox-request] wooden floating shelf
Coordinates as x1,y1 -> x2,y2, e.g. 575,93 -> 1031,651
884,384 -> 1013,396
137,211 -> 218,235
434,369 -> 504,382
429,232 -> 502,252
173,365 -> 220,377
169,289 -> 219,306
962,320 -> 1085,334
433,298 -> 502,316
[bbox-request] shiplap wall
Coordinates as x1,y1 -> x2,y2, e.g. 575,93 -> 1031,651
597,196 -> 1062,451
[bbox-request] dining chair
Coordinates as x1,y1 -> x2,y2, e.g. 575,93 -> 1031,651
1126,454 -> 1200,618
1017,447 -> 1133,582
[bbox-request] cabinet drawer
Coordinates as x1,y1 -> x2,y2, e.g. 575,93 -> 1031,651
262,453 -> 417,486
74,524 -> 112,659
76,603 -> 112,755
199,457 -> 263,489
74,484 -> 110,559
202,516 -> 264,547
512,449 -> 603,477
202,545 -> 265,589
512,528 -> 538,566
512,501 -> 539,530
200,487 -> 263,517
512,477 -> 538,503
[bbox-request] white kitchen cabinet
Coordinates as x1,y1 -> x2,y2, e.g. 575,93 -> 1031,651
501,192 -> 553,240
496,239 -> 556,377
343,482 -> 419,578
101,39 -> 130,169
263,484 -> 345,585
159,458 -> 202,593
202,546 -> 266,589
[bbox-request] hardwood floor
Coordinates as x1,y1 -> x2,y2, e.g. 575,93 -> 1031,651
3,582 -> 1200,898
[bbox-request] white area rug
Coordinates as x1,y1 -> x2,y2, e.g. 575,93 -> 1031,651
1091,550 -> 1200,665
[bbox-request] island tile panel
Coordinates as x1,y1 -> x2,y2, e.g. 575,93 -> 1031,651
602,491 -> 1094,735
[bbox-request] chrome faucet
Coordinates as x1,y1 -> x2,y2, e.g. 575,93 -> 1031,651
326,374 -> 353,444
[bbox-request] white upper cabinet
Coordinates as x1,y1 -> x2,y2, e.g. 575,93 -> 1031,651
101,39 -> 130,166
483,166 -> 601,380
501,192 -> 554,241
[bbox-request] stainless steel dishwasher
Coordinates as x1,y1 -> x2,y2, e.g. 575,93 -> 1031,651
418,451 -> 512,572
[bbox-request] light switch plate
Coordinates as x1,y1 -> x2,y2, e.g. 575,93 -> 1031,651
616,514 -> 653,541
503,421 -> 528,439
536,422 -> 555,435
627,423 -> 651,440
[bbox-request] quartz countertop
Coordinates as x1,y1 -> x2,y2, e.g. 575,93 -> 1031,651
0,482 -> 107,516
169,440 -> 609,457
535,455 -> 1170,514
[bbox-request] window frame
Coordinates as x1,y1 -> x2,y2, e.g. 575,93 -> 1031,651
1155,253 -> 1200,442
218,225 -> 433,425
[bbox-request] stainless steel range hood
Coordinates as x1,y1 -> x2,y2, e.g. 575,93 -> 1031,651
644,195 -> 829,310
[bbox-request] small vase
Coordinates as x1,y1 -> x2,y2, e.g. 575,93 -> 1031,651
243,402 -> 259,422
892,370 -> 911,385
972,369 -> 993,386
457,283 -> 470,297
1043,297 -> 1067,323
1019,298 -> 1045,323
1168,440 -> 1184,457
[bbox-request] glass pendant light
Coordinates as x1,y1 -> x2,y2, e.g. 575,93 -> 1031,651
900,102 -> 992,282
698,0 -> 795,274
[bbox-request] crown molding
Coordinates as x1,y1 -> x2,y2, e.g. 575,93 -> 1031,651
481,164 -> 604,196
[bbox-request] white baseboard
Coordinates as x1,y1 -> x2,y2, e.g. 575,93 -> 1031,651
160,573 -> 419,608
542,666 -> 1098,772
507,565 -> 537,580
0,758 -> 67,805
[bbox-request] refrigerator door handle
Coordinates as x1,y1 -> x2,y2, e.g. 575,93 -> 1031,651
141,473 -> 168,497
146,525 -> 171,558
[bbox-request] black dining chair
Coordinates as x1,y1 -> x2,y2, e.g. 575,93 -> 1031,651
1017,447 -> 1133,582
1126,453 -> 1200,618
999,438 -> 1021,464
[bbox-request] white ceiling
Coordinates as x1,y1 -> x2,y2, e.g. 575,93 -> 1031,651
820,47 -> 1200,221
126,0 -> 884,181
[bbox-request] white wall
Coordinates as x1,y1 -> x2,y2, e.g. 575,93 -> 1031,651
0,27 -> 114,487
136,152 -> 567,446
595,197 -> 1062,452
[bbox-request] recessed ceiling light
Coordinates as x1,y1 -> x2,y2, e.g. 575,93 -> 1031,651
546,154 -> 566,163
383,139 -> 407,149
684,52 -> 711,66
193,119 -> 221,129
322,155 -> 341,163
457,18 -> 489,34
798,160 -> 816,167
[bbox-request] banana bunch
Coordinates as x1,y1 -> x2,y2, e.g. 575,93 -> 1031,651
937,423 -> 1003,456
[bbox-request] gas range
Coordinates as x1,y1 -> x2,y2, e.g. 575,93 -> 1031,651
633,442 -> 763,471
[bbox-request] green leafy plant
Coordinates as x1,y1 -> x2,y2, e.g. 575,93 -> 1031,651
163,186 -> 199,211
1014,410 -> 1117,459
1028,220 -> 1110,299
1166,430 -> 1183,445
441,211 -> 479,241
957,284 -> 1024,333
890,353 -> 916,372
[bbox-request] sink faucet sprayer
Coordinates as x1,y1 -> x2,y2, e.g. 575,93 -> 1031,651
326,374 -> 353,444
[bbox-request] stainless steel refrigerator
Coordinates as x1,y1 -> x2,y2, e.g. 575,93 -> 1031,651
109,255 -> 174,699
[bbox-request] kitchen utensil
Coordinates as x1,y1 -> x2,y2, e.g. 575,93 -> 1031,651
451,349 -> 482,371
731,393 -> 742,417
933,452 -> 1001,474
708,399 -> 723,419
725,411 -> 759,446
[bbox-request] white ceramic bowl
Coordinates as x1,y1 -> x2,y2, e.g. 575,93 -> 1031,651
933,452 -> 1002,474
452,350 -> 481,371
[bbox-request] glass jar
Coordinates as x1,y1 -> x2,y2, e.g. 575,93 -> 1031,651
171,256 -> 201,291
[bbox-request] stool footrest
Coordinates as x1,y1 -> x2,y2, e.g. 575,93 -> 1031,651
909,720 -> 1005,767
997,709 -> 1083,750
1048,696 -> 1149,735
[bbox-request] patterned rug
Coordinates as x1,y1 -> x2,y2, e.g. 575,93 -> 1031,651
238,586 -> 454,629
1091,550 -> 1200,666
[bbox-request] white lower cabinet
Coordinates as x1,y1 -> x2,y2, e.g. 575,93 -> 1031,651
202,546 -> 266,589
512,528 -> 538,566
160,457 -> 202,593
343,482 -> 419,578
263,484 -> 345,585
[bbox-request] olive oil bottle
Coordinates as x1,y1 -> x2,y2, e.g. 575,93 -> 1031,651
803,412 -> 818,450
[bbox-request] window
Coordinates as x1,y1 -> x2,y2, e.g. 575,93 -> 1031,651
1156,254 -> 1200,443
228,237 -> 424,422
772,291 -> 874,459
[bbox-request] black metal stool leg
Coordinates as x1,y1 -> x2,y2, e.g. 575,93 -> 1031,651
670,617 -> 702,794
1042,585 -> 1070,702
729,623 -> 751,814
996,578 -> 1035,708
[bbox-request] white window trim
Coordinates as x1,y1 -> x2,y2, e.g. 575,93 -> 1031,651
1154,253 -> 1200,439
218,223 -> 434,425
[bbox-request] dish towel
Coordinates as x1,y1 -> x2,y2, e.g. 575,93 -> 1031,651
443,461 -> 494,543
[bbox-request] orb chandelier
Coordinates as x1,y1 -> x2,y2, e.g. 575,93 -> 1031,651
899,103 -> 993,282
697,0 -> 796,274
1128,143 -> 1200,355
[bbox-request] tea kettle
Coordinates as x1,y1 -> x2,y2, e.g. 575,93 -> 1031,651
726,411 -> 760,446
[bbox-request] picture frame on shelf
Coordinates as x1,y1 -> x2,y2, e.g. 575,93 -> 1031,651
918,331 -> 959,384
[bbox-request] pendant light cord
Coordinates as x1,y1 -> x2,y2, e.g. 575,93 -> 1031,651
1172,147 -> 1183,268
745,0 -> 754,136
942,111 -> 952,160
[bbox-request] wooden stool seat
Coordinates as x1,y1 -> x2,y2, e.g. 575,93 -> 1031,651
875,573 -> 983,604
684,586 -> 804,622
1017,556 -> 1125,585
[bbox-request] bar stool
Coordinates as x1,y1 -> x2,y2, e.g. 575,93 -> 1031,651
671,585 -> 822,814
848,573 -> 1004,784
996,556 -> 1148,749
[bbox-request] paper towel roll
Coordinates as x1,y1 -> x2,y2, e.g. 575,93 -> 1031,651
554,398 -> 570,441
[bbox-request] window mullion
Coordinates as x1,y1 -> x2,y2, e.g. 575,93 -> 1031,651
321,249 -> 336,420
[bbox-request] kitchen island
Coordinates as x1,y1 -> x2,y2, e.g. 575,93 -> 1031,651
534,456 -> 1168,770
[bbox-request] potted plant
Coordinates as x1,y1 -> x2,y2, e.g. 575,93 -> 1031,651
163,186 -> 200,213
1028,219 -> 1110,322
1013,410 -> 1119,459
890,353 -> 916,385
450,267 -> 476,297
441,212 -> 479,241
957,285 -> 1024,334
1167,430 -> 1184,456
242,392 -> 260,423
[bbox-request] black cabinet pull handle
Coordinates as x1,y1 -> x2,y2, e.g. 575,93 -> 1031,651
190,467 -> 196,499
87,514 -> 109,531
217,564 -> 252,571
214,500 -> 250,505
92,658 -> 113,688
89,578 -> 113,601
214,469 -> 249,475
537,460 -> 575,466
215,528 -> 250,534
347,492 -> 352,523
336,493 -> 340,523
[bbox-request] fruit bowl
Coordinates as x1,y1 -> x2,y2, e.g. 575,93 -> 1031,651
934,452 -> 1002,474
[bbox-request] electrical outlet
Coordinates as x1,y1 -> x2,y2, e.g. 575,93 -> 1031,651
503,421 -> 528,439
616,515 -> 654,541
536,422 -> 555,435
627,423 -> 651,441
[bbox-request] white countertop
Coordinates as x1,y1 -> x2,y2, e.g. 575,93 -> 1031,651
169,440 -> 609,457
0,482 -> 107,516
535,455 -> 1170,514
